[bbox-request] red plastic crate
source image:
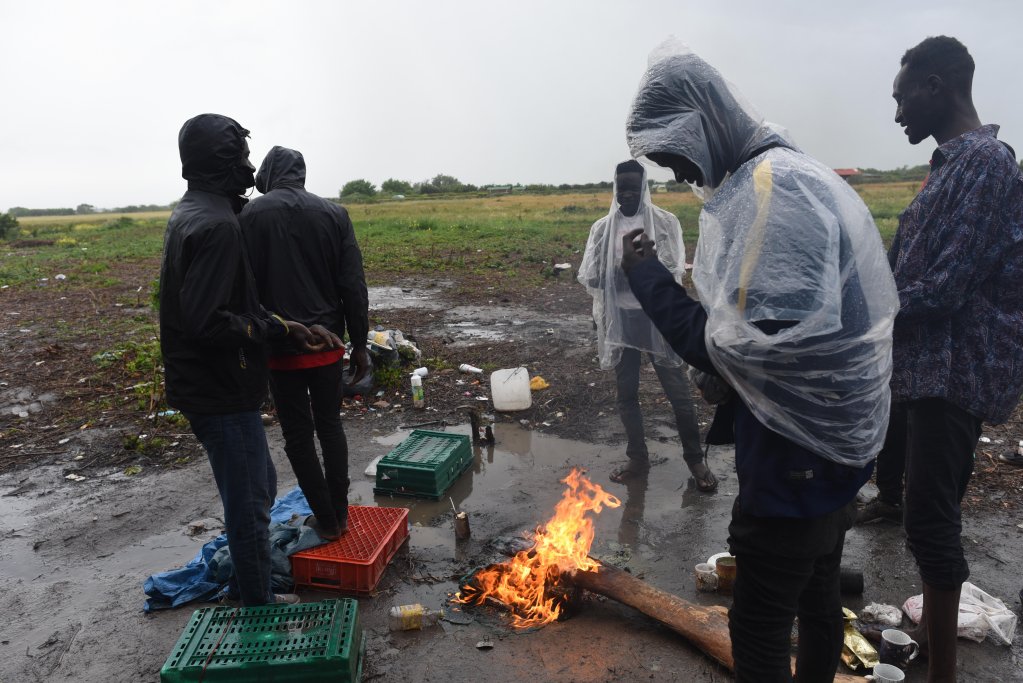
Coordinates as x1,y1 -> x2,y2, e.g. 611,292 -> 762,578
291,506 -> 409,594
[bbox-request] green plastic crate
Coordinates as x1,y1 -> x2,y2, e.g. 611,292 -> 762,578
160,599 -> 363,683
374,429 -> 473,499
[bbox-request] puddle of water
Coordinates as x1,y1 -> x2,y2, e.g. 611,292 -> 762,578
368,285 -> 446,311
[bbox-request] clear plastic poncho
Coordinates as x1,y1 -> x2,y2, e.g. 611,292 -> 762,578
577,163 -> 687,369
626,41 -> 899,467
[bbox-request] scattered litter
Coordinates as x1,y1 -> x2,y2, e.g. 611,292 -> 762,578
157,410 -> 178,418
979,436 -> 991,443
372,400 -> 391,409
903,582 -> 1017,645
65,473 -> 87,481
55,273 -> 66,280
387,604 -> 443,631
364,454 -> 384,477
73,455 -> 84,461
519,419 -> 529,426
841,607 -> 878,671
859,602 -> 903,626
459,363 -> 483,374
475,640 -> 495,650
58,438 -> 71,445
529,376 -> 550,391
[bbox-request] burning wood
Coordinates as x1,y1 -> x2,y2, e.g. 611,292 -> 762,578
455,468 -> 620,627
457,469 -> 866,681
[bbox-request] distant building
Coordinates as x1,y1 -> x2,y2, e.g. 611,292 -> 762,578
650,183 -> 668,193
487,185 -> 513,195
833,168 -> 861,182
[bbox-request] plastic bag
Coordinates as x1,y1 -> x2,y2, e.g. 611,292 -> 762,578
902,582 -> 1017,645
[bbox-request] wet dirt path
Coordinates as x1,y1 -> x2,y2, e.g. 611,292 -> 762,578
0,278 -> 1021,681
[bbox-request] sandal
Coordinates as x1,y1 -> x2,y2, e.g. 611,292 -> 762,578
691,468 -> 719,493
609,461 -> 649,483
688,446 -> 719,493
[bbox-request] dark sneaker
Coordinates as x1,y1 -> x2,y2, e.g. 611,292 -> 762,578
856,498 -> 903,524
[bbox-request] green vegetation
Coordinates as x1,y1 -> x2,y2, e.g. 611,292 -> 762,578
0,181 -> 919,289
0,214 -> 167,286
0,212 -> 17,240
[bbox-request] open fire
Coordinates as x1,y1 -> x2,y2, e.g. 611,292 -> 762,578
456,468 -> 621,628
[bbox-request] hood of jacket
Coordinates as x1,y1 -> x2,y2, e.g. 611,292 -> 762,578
255,146 -> 307,194
626,42 -> 793,190
178,114 -> 255,201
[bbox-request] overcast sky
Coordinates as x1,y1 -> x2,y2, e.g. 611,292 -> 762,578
2,0 -> 1020,209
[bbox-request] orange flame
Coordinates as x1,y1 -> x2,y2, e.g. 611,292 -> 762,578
456,468 -> 620,628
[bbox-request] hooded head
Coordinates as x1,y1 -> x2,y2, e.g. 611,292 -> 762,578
255,146 -> 307,194
614,159 -> 646,217
178,114 -> 256,200
626,41 -> 791,192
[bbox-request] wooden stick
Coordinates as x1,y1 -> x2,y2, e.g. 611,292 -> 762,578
570,563 -> 864,682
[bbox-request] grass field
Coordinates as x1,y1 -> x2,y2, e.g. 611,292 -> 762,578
0,182 -> 918,288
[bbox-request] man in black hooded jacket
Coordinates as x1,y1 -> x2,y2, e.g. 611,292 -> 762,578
241,146 -> 370,540
160,114 -> 338,607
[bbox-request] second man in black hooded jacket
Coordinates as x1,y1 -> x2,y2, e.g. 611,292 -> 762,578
241,146 -> 370,539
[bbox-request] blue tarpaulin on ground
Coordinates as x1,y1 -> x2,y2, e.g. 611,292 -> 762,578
142,487 -> 324,612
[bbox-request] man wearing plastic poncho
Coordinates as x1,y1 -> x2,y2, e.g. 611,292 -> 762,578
578,160 -> 715,491
620,42 -> 898,682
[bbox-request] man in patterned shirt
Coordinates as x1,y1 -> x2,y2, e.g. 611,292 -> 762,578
890,35 -> 1023,682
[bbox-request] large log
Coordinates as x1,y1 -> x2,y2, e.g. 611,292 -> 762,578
571,563 -> 864,682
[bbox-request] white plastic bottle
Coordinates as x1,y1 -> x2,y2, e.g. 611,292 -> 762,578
410,374 -> 425,408
388,603 -> 443,631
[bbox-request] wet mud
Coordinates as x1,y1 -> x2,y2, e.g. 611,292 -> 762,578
1,282 -> 1022,682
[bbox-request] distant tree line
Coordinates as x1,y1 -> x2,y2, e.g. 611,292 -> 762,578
7,202 -> 176,217
338,174 -> 621,202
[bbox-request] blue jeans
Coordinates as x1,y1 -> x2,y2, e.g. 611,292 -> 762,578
184,410 -> 278,606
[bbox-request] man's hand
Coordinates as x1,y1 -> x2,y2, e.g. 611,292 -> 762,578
347,346 -> 371,385
309,324 -> 343,349
286,321 -> 329,351
621,228 -> 657,275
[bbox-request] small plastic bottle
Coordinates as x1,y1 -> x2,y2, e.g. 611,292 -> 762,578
388,603 -> 443,631
459,363 -> 483,374
410,374 -> 425,408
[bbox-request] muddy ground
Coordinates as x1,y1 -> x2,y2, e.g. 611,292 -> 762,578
1,263 -> 1022,682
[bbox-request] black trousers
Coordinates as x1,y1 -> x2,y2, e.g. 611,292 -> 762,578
728,501 -> 854,683
875,402 -> 908,505
269,360 -> 350,530
904,397 -> 981,589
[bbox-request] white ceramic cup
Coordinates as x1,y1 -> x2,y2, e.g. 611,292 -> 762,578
866,663 -> 906,683
694,562 -> 718,592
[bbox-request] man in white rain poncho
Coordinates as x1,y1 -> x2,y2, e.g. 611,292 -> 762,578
578,160 -> 716,491
620,42 -> 898,682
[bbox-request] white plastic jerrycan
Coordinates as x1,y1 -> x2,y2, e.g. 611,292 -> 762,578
489,367 -> 532,412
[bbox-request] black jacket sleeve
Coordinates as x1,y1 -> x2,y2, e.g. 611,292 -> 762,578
180,221 -> 287,347
334,208 -> 370,349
